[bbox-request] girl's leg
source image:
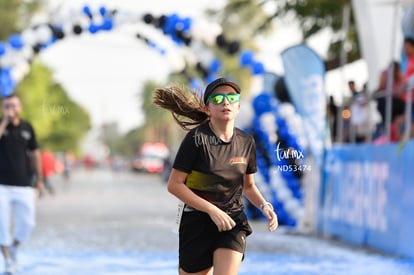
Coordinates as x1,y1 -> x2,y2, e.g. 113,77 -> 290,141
212,248 -> 243,275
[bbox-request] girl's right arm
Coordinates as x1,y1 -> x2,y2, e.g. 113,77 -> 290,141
167,168 -> 236,232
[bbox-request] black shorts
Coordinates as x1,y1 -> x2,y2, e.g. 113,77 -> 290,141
178,210 -> 252,273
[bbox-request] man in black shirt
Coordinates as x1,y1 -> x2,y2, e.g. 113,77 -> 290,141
0,94 -> 43,274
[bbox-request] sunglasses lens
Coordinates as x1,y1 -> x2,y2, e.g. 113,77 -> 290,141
227,94 -> 240,103
209,95 -> 224,105
208,94 -> 240,105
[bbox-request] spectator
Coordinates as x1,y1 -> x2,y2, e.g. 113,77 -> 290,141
40,149 -> 56,195
0,94 -> 43,274
375,61 -> 407,142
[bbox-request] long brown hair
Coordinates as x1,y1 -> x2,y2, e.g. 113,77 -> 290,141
152,85 -> 209,130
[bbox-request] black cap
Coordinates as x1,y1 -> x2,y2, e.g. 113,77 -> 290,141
203,78 -> 241,104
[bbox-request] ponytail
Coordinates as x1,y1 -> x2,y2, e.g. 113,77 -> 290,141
152,85 -> 209,130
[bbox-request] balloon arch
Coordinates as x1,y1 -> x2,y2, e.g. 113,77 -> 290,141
0,4 -> 310,227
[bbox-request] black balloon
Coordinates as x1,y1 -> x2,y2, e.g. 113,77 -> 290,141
73,25 -> 83,35
196,62 -> 209,78
32,43 -> 42,54
227,40 -> 240,54
50,25 -> 65,40
155,15 -> 166,28
143,13 -> 154,24
215,34 -> 227,48
183,37 -> 192,46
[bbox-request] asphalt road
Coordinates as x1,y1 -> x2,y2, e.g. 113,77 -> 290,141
18,168 -> 414,275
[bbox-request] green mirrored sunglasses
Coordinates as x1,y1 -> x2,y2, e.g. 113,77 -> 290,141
207,93 -> 240,105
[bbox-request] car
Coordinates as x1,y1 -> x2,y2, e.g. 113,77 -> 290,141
132,154 -> 165,173
132,142 -> 169,174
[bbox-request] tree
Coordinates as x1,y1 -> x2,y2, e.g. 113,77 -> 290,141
210,0 -> 359,70
0,0 -> 44,40
106,80 -> 185,156
140,80 -> 184,148
15,61 -> 91,153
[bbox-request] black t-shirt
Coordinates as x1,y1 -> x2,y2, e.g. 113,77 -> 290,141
0,119 -> 38,187
173,122 -> 257,215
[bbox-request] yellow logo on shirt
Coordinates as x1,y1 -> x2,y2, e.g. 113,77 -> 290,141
230,157 -> 247,165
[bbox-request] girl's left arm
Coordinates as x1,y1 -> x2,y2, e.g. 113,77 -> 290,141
243,173 -> 278,232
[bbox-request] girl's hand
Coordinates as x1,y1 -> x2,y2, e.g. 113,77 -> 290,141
262,204 -> 278,232
208,207 -> 236,232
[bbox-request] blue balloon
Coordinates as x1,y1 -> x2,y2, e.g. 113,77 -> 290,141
181,18 -> 192,32
102,18 -> 113,31
149,41 -> 157,49
99,6 -> 107,16
208,58 -> 221,74
189,78 -> 203,91
251,61 -> 265,75
82,5 -> 92,17
205,74 -> 217,84
285,217 -> 297,227
275,208 -> 289,224
0,68 -> 16,97
239,50 -> 254,67
8,34 -> 24,49
159,48 -> 166,55
163,14 -> 179,36
88,24 -> 100,34
0,42 -> 6,56
252,93 -> 273,116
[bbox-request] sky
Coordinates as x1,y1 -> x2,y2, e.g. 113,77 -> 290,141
38,0 -> 227,133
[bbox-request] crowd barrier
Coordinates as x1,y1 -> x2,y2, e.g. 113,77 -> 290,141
318,140 -> 414,258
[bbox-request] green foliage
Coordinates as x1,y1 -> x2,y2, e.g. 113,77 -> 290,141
15,62 -> 91,152
111,127 -> 147,156
0,0 -> 44,40
105,80 -> 183,156
214,0 -> 359,69
141,81 -> 172,126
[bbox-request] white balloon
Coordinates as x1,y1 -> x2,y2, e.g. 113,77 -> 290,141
259,113 -> 276,134
166,53 -> 185,72
62,22 -> 74,37
11,61 -> 30,82
21,29 -> 37,46
288,115 -> 303,129
36,25 -> 53,44
278,102 -> 295,118
292,207 -> 305,220
297,137 -> 308,149
21,46 -> 34,61
270,175 -> 283,189
276,185 -> 292,202
78,14 -> 92,29
190,19 -> 222,46
284,199 -> 301,214
0,48 -> 19,67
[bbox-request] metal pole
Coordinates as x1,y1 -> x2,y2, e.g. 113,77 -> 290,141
336,3 -> 351,143
384,2 -> 400,142
403,78 -> 413,141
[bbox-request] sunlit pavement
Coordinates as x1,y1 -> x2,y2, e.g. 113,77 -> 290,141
4,169 -> 414,275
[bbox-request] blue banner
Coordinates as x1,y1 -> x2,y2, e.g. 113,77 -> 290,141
281,44 -> 327,170
319,140 -> 414,259
402,5 -> 414,39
